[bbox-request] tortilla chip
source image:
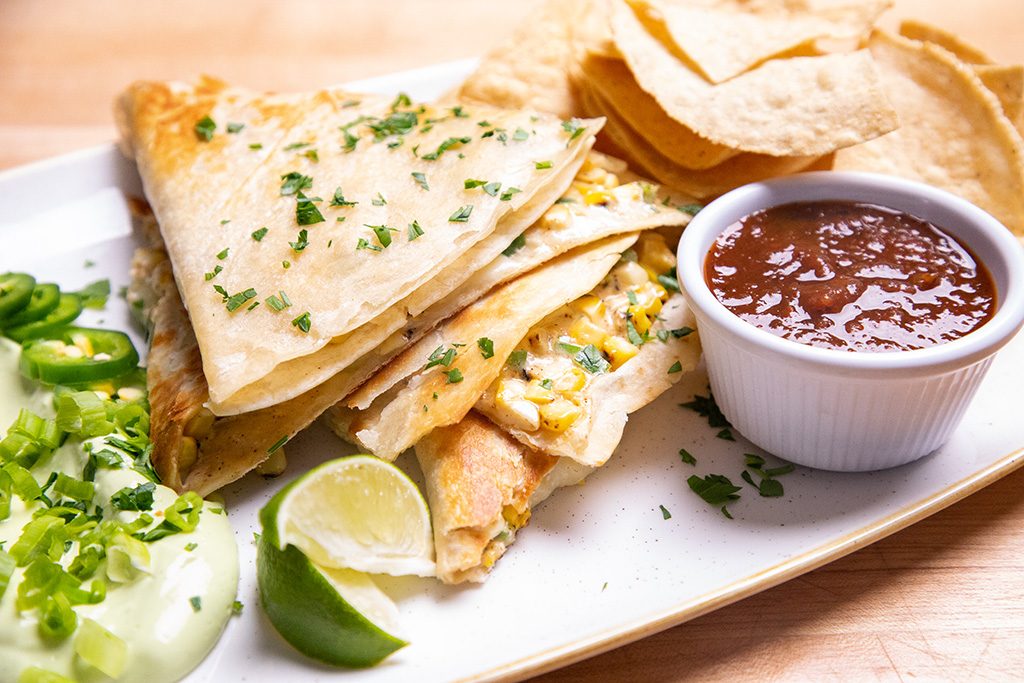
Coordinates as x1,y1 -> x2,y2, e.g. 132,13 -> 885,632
898,20 -> 1024,135
577,79 -> 831,199
833,30 -> 1024,234
577,53 -> 739,170
609,0 -> 898,156
898,18 -> 997,65
327,233 -> 639,461
118,77 -> 600,415
455,0 -> 587,119
629,0 -> 891,84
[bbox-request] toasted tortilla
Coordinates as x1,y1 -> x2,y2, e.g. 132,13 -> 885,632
118,77 -> 600,415
414,410 -> 571,584
326,233 -> 640,461
833,30 -> 1024,235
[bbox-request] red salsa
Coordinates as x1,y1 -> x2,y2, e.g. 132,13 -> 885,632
704,200 -> 997,352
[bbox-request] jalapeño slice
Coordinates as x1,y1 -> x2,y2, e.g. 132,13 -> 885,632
1,283 -> 60,328
5,293 -> 84,343
0,273 -> 36,319
20,327 -> 140,385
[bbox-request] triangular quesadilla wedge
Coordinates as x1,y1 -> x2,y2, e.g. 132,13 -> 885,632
343,154 -> 698,412
327,233 -> 640,461
474,229 -> 701,467
328,229 -> 702,468
128,155 -> 690,495
413,409 -> 593,584
118,76 -> 600,415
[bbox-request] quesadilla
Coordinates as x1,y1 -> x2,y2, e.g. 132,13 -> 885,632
330,228 -> 701,467
414,410 -> 593,584
129,152 -> 684,495
118,76 -> 600,416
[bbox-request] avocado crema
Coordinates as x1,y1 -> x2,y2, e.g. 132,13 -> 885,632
0,338 -> 239,683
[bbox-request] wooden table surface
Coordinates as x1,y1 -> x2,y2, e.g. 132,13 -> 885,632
3,1 -> 1023,681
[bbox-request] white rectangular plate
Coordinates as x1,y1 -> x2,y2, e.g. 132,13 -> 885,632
1,61 -> 1022,683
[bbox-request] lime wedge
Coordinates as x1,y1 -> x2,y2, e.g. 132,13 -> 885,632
257,454 -> 434,667
263,454 -> 434,577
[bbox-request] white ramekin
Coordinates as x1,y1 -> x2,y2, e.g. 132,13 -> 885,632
677,171 -> 1024,471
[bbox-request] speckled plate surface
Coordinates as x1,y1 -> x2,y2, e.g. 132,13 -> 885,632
1,61 -> 1022,683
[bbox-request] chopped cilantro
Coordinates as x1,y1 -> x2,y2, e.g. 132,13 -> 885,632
251,227 -> 268,242
110,482 -> 156,512
291,311 -> 312,333
506,349 -> 527,368
295,192 -> 325,226
356,238 -> 381,252
367,224 -> 397,248
500,187 -> 521,201
449,205 -> 473,222
194,115 -> 216,142
422,136 -> 471,160
443,368 -> 464,384
225,288 -> 257,312
659,505 -> 672,520
477,337 -> 494,359
667,361 -> 683,374
290,229 -> 310,252
372,193 -> 387,206
501,232 -> 527,257
280,171 -> 313,196
265,291 -> 292,311
412,172 -> 429,191
408,220 -> 424,241
677,204 -> 704,215
226,122 -> 245,133
189,596 -> 202,612
687,473 -> 741,514
512,128 -> 529,141
574,344 -> 609,374
330,187 -> 358,207
217,248 -> 229,260
679,448 -> 696,465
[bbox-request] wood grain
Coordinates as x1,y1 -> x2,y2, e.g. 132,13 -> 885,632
2,1 -> 1023,681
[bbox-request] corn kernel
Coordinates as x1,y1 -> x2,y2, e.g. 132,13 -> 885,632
183,408 -> 216,439
179,436 -> 199,474
628,306 -> 652,335
572,294 -> 605,320
603,336 -> 640,369
541,203 -> 572,231
614,260 -> 650,288
584,189 -> 616,206
569,317 -> 608,347
636,232 -> 677,274
539,398 -> 583,433
496,377 -> 527,404
524,379 -> 555,405
576,165 -> 606,184
552,367 -> 587,393
493,398 -> 541,432
257,447 -> 287,477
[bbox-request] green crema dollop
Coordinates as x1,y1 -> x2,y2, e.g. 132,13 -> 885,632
0,338 -> 239,683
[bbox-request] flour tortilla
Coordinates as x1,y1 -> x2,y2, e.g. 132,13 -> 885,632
118,77 -> 599,415
325,233 -> 639,461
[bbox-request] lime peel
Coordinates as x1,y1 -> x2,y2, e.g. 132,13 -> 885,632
257,454 -> 432,667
